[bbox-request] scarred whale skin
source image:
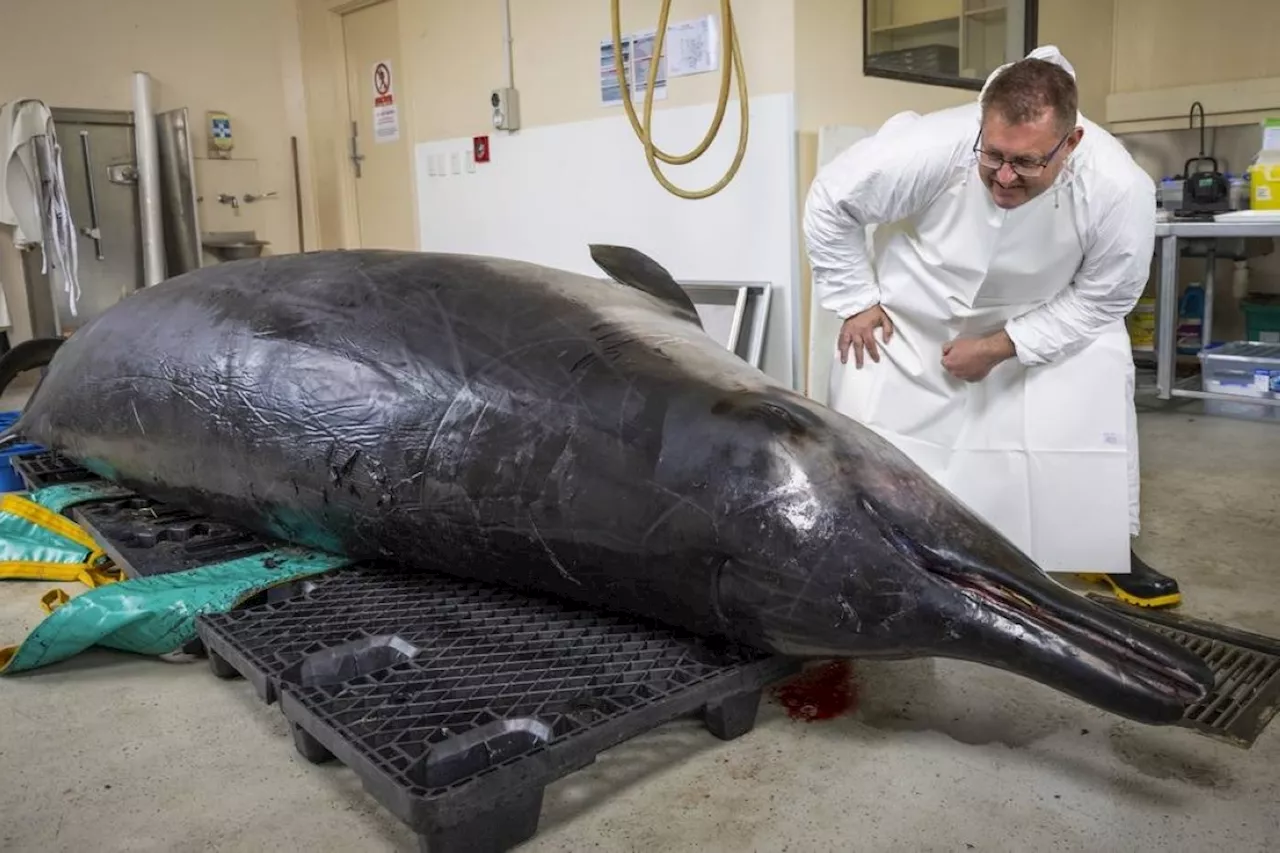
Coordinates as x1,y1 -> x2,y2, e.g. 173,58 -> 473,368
7,246 -> 1213,725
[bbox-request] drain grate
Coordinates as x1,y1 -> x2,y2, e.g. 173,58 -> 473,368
1089,594 -> 1280,748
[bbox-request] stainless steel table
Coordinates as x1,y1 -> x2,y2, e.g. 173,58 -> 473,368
1153,218 -> 1280,408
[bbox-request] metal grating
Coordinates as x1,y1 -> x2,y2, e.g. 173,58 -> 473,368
1089,594 -> 1280,748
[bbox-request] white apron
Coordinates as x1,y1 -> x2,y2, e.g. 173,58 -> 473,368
828,166 -> 1138,575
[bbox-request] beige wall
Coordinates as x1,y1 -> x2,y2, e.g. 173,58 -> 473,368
14,0 -> 1271,350
499,0 -> 796,132
1038,0 -> 1115,122
1103,0 -> 1280,131
0,0 -> 310,344
298,0 -> 797,250
795,0 -> 973,135
1112,0 -> 1280,94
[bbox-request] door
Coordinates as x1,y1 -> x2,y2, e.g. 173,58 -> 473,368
47,109 -> 144,335
343,0 -> 417,250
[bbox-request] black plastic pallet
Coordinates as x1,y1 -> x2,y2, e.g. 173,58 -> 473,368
74,498 -> 277,578
198,568 -> 798,852
9,450 -> 801,851
11,449 -> 98,489
15,450 -> 281,579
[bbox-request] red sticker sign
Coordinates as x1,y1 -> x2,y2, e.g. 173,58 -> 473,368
373,62 -> 392,97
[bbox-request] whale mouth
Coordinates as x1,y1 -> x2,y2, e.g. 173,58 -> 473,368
939,568 -> 1209,705
857,494 -> 1213,718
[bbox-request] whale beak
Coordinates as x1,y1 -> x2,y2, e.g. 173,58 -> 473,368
856,494 -> 1214,725
924,548 -> 1214,725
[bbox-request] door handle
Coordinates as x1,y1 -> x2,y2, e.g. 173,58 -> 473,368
78,131 -> 104,259
349,120 -> 365,179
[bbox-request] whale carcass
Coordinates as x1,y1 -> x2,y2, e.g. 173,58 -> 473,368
3,246 -> 1213,724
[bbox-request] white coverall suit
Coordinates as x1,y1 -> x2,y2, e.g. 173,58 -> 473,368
803,48 -> 1156,575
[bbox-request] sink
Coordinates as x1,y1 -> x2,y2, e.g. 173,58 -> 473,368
202,230 -> 270,261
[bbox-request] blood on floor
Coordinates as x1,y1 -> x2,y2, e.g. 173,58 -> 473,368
771,659 -> 859,722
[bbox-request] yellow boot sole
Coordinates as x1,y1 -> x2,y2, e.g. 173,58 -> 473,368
1076,572 -> 1182,609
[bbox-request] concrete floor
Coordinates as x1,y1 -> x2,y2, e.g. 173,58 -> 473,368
0,397 -> 1277,852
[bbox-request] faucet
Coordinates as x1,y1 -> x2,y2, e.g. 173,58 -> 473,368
216,193 -> 239,210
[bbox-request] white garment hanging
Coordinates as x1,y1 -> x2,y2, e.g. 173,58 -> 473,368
802,47 -> 1155,574
0,98 -> 81,323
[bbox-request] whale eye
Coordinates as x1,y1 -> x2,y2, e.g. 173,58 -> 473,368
711,396 -> 808,439
753,402 -> 805,435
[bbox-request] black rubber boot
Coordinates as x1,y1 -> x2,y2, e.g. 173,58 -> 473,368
1083,551 -> 1182,609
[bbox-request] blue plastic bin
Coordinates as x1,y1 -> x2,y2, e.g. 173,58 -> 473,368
0,411 -> 43,492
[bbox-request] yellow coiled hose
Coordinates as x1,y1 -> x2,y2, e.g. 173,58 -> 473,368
609,0 -> 749,199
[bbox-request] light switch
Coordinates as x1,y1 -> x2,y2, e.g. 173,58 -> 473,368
450,152 -> 461,174
465,150 -> 476,173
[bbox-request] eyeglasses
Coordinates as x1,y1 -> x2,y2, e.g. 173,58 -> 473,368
973,130 -> 1071,178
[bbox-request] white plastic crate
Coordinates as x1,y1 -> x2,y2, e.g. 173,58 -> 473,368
1198,342 -> 1280,422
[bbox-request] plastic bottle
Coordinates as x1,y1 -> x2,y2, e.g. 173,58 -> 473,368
1229,173 -> 1250,210
1233,260 -> 1250,300
1177,283 -> 1204,353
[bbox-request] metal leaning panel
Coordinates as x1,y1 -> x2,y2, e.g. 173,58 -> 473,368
196,567 -> 800,853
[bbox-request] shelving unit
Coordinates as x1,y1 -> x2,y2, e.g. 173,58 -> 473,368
1152,219 -> 1280,416
866,0 -> 1013,83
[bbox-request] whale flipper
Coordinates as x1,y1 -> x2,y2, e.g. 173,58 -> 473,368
589,244 -> 702,327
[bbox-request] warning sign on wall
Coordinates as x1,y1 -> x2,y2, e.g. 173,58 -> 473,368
372,60 -> 400,143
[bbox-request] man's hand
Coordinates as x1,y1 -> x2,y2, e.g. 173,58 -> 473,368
941,330 -> 1016,382
838,305 -> 894,368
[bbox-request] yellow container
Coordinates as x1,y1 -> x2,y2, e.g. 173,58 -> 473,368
1127,298 -> 1156,351
1248,161 -> 1280,210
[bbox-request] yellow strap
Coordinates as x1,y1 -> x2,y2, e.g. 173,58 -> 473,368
0,493 -> 104,556
0,559 -> 97,583
0,557 -> 119,582
0,492 -> 123,621
77,564 -> 122,588
40,588 -> 70,614
0,492 -> 119,584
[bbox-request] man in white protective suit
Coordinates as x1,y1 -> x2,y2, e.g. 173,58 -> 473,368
803,46 -> 1181,608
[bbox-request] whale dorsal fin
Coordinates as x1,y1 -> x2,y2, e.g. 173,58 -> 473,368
589,244 -> 703,327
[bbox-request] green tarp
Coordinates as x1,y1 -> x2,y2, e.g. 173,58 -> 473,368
0,482 -> 351,674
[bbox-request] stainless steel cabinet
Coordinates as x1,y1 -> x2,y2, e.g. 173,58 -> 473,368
21,106 -> 199,338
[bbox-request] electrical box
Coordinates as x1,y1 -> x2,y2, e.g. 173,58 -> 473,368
207,110 -> 233,159
490,87 -> 520,131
